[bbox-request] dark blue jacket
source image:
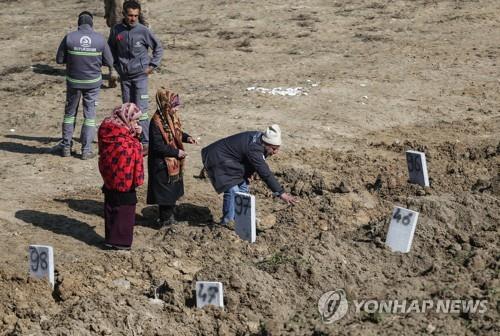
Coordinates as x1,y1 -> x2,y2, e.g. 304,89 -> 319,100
56,24 -> 113,89
108,22 -> 163,79
201,131 -> 284,195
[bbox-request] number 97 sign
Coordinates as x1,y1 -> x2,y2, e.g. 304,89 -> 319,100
234,192 -> 256,243
28,245 -> 54,288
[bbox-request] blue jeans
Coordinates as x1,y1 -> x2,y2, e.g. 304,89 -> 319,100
221,180 -> 249,224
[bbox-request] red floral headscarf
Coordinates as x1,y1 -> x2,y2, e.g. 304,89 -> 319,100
108,103 -> 143,137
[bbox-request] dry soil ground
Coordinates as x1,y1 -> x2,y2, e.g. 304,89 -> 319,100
0,0 -> 499,335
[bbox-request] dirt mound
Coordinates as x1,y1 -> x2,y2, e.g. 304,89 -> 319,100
4,119 -> 498,335
2,134 -> 497,335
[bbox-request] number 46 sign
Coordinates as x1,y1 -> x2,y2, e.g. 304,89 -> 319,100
385,207 -> 419,253
28,245 -> 54,288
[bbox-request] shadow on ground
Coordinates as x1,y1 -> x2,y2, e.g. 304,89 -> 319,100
140,203 -> 213,227
0,142 -> 49,155
31,64 -> 66,77
54,198 -> 104,218
15,209 -> 103,247
5,134 -> 59,143
53,199 -> 166,229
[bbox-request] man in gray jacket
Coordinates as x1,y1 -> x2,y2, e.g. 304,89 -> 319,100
108,0 -> 163,147
56,11 -> 113,159
103,0 -> 149,88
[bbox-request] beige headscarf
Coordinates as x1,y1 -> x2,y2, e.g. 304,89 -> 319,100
152,88 -> 184,182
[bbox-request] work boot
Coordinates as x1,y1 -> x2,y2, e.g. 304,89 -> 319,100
61,146 -> 71,157
50,143 -> 71,157
81,152 -> 96,160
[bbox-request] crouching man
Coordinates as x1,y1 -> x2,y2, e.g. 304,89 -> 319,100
202,124 -> 298,225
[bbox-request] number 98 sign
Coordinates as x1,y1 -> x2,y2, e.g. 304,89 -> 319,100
28,245 -> 54,288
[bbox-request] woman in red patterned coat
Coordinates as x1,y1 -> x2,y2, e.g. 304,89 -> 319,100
98,103 -> 144,250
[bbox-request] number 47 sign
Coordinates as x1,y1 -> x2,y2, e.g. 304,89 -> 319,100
28,245 -> 54,288
196,281 -> 224,308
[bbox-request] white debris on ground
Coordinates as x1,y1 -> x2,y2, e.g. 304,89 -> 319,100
246,80 -> 321,96
246,86 -> 308,96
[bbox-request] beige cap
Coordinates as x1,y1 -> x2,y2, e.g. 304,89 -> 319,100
262,124 -> 281,146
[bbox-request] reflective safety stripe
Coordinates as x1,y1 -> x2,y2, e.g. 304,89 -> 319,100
63,116 -> 76,124
68,50 -> 102,56
139,113 -> 149,121
140,94 -> 149,100
83,119 -> 96,127
66,75 -> 102,84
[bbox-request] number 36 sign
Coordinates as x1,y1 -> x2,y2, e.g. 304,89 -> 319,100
28,245 -> 54,288
406,150 -> 429,187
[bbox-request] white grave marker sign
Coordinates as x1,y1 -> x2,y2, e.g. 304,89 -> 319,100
28,245 -> 54,288
406,150 -> 430,187
234,192 -> 256,243
385,207 -> 419,253
196,281 -> 224,308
